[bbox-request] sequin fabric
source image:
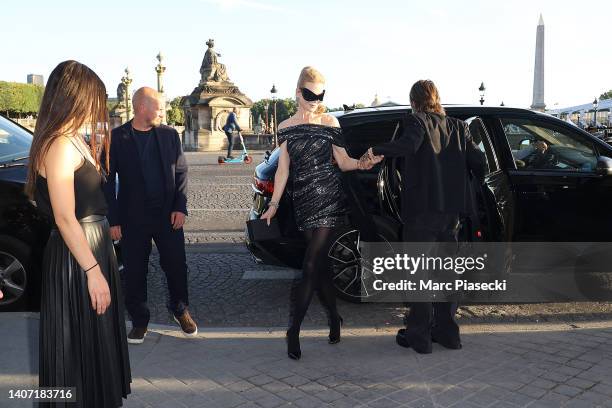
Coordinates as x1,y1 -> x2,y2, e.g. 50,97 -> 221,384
278,124 -> 348,231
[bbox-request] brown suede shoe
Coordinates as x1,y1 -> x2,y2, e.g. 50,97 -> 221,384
174,310 -> 198,337
127,327 -> 147,345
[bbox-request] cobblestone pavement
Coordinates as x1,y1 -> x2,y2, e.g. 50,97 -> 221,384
182,151 -> 262,234
140,244 -> 612,329
145,152 -> 612,328
2,314 -> 612,408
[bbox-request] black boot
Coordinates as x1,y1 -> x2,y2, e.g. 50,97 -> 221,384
286,327 -> 301,360
431,328 -> 462,350
328,315 -> 343,344
396,328 -> 432,354
431,302 -> 461,349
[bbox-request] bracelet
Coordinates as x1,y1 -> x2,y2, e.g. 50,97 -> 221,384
84,262 -> 98,273
269,200 -> 280,209
357,154 -> 368,170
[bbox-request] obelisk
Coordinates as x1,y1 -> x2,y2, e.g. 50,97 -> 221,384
530,14 -> 546,111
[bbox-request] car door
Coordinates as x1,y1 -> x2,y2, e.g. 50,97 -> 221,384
465,117 -> 514,241
500,116 -> 612,241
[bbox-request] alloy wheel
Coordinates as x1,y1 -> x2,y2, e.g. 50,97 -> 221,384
0,251 -> 27,306
328,229 -> 393,301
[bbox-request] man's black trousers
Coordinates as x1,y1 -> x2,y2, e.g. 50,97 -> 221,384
402,212 -> 461,341
121,217 -> 188,328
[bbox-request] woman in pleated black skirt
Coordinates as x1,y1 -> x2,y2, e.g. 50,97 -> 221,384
25,60 -> 131,407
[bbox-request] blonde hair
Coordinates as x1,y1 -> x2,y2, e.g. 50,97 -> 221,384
409,80 -> 445,115
297,66 -> 326,115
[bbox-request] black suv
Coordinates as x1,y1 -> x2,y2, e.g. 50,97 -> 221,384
245,106 -> 612,302
0,115 -> 50,311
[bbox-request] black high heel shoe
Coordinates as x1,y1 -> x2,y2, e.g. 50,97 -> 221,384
328,315 -> 343,344
286,330 -> 301,360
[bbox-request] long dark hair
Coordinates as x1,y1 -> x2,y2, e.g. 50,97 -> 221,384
409,80 -> 445,115
25,60 -> 110,198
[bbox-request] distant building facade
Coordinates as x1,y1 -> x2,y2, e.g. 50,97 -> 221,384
547,99 -> 612,128
27,74 -> 44,86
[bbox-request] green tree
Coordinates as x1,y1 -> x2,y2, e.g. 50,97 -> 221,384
600,90 -> 612,101
0,81 -> 44,117
251,98 -> 298,128
166,96 -> 185,125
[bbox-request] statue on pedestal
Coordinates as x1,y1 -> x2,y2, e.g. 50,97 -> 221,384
199,39 -> 229,83
184,38 -> 252,151
116,81 -> 126,108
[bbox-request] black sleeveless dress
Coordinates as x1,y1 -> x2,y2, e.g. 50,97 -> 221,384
36,155 -> 131,407
277,124 -> 349,231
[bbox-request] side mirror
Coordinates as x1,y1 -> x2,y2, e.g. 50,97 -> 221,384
519,139 -> 532,150
596,156 -> 612,176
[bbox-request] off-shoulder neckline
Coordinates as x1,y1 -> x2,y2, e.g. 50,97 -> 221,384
278,123 -> 341,133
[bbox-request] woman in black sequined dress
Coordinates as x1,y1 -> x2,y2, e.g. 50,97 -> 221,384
261,67 -> 383,360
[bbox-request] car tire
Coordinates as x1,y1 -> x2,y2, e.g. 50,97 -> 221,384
0,237 -> 39,312
327,217 -> 399,303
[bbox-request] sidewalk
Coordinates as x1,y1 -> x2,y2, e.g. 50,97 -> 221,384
1,313 -> 611,408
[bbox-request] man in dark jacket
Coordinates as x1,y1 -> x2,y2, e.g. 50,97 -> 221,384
222,107 -> 241,159
370,80 -> 486,354
105,87 -> 197,344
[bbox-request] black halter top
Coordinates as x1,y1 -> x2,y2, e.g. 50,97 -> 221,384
35,140 -> 108,223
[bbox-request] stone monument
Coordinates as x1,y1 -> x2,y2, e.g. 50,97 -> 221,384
371,94 -> 381,107
109,67 -> 133,129
183,39 -> 253,151
530,14 -> 546,112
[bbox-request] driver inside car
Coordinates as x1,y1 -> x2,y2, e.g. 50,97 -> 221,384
513,140 -> 552,168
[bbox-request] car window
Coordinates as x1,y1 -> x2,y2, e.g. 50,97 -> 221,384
468,118 -> 499,174
0,117 -> 33,163
501,118 -> 597,172
342,118 -> 401,158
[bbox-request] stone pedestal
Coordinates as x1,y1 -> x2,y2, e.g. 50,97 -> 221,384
109,107 -> 128,129
183,81 -> 253,151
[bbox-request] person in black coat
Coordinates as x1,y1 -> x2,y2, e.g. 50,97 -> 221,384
104,87 -> 197,344
223,107 -> 241,159
369,80 -> 486,354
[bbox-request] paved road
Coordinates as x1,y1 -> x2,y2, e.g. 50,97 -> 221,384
182,151 -> 263,235
142,152 -> 612,328
140,243 -> 612,329
2,314 -> 612,408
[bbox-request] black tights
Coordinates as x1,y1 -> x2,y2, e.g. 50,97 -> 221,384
288,227 -> 339,333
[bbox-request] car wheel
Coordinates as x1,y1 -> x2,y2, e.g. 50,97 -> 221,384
328,219 -> 398,303
0,238 -> 37,311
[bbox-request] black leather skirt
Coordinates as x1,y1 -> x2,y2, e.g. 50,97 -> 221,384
39,215 -> 131,407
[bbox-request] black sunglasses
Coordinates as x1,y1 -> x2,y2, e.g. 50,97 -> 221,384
300,87 -> 325,102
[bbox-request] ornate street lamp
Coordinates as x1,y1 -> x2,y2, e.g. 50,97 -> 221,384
479,82 -> 486,106
593,97 -> 599,128
271,84 -> 278,146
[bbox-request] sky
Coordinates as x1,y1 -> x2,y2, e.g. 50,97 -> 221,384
1,0 -> 611,110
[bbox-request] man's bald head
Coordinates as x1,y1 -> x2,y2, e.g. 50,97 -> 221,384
133,87 -> 160,110
132,87 -> 163,128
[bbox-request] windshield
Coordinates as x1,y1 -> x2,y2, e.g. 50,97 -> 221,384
0,116 -> 32,164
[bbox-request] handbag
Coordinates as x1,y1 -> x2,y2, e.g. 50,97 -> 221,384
246,218 -> 281,242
